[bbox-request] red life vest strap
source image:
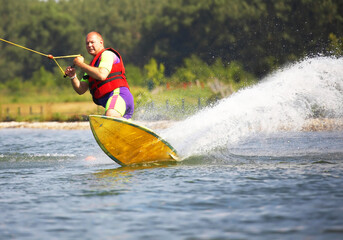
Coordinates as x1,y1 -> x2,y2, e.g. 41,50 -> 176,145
88,48 -> 129,99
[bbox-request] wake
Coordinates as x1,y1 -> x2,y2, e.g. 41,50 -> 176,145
162,57 -> 343,158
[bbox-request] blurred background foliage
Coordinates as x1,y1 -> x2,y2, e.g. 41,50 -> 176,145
0,0 -> 342,104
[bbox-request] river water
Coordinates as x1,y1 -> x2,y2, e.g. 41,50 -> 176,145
1,57 -> 343,239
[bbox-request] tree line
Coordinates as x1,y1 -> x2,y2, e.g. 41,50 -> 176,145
0,0 -> 342,93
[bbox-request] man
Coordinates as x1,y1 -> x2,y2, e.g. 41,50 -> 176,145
65,31 -> 134,119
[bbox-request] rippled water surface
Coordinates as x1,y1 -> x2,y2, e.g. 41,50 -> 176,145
1,128 -> 343,240
1,57 -> 343,239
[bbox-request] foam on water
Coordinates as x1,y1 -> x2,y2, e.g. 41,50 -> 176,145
162,57 -> 343,158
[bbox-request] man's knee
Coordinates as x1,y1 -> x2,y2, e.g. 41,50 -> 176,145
105,109 -> 122,118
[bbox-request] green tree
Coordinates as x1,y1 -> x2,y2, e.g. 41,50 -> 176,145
327,33 -> 343,56
144,58 -> 165,89
136,0 -> 343,78
30,66 -> 55,89
1,0 -> 342,90
125,64 -> 144,86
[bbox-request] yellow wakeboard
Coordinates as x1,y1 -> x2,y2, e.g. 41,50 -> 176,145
89,115 -> 179,166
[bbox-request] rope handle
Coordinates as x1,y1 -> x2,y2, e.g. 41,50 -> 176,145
64,64 -> 76,78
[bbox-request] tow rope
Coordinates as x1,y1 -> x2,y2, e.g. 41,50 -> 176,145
0,37 -> 81,77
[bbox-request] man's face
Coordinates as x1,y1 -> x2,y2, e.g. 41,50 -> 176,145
86,34 -> 103,56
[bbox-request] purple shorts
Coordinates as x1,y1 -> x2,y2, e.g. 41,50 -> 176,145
95,87 -> 134,119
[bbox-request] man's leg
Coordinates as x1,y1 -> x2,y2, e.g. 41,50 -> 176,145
105,108 -> 123,118
105,88 -> 127,119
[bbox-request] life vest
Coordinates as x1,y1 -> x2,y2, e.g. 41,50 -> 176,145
87,48 -> 129,100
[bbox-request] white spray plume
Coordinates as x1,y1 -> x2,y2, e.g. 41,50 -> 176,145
162,57 -> 343,158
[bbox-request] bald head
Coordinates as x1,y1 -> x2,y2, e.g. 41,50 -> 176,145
86,32 -> 105,56
87,32 -> 103,42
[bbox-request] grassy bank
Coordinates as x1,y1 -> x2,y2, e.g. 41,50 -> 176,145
0,85 -> 214,122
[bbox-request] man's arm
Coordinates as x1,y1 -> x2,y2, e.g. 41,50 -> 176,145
74,56 -> 110,81
70,76 -> 89,95
73,51 -> 115,81
64,66 -> 88,95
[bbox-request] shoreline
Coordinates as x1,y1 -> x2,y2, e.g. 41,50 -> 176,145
0,118 -> 342,131
0,120 -> 175,130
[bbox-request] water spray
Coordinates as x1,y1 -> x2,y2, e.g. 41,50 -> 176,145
162,57 -> 343,158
